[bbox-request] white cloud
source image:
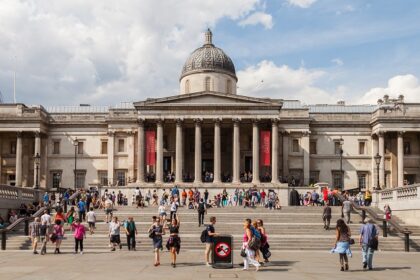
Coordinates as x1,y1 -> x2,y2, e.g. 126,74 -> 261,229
360,74 -> 420,104
0,0 -> 266,105
238,12 -> 273,29
286,0 -> 317,8
237,60 -> 339,103
331,58 -> 344,66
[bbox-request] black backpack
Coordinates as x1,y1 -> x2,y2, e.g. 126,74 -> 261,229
198,202 -> 205,212
200,228 -> 208,243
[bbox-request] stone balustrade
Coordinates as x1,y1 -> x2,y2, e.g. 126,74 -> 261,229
0,185 -> 43,217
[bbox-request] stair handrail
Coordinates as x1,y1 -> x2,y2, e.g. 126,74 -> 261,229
1,206 -> 47,250
337,193 -> 412,252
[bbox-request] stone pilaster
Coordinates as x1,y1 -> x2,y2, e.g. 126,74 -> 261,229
194,119 -> 202,184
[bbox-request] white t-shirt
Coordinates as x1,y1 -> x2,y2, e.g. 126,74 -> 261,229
134,189 -> 140,196
109,221 -> 120,235
170,202 -> 178,212
41,213 -> 51,225
158,205 -> 166,214
87,211 -> 96,222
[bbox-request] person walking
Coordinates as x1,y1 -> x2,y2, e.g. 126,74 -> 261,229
77,199 -> 86,222
53,219 -> 64,254
256,219 -> 270,263
66,207 -> 75,225
125,216 -> 137,251
204,216 -> 218,266
359,219 -> 379,270
197,198 -> 206,227
104,196 -> 113,223
109,216 -> 122,251
86,207 -> 96,234
342,199 -> 352,224
169,197 -> 179,221
39,220 -> 49,255
323,202 -> 332,230
204,189 -> 209,204
241,219 -> 261,271
364,190 -> 372,206
29,217 -> 41,254
166,215 -> 181,268
331,219 -> 352,271
148,216 -> 165,267
71,218 -> 86,254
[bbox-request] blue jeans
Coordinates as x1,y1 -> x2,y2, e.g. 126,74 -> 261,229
362,244 -> 374,268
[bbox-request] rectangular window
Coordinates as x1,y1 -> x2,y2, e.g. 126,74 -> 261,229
292,139 -> 299,153
334,142 -> 341,155
10,141 -> 16,154
118,139 -> 125,153
101,141 -> 108,154
77,142 -> 84,155
309,171 -> 319,185
332,171 -> 342,189
51,171 -> 62,189
404,142 -> 411,155
53,141 -> 60,154
98,170 -> 108,186
310,141 -> 317,154
358,173 -> 367,190
75,170 -> 86,188
116,170 -> 126,186
359,142 -> 365,155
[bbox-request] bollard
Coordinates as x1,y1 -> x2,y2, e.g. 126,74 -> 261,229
383,220 -> 388,237
1,231 -> 6,250
361,210 -> 366,223
24,220 -> 29,236
404,232 -> 410,252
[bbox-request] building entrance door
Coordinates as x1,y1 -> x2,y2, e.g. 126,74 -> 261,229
202,159 -> 214,173
163,156 -> 172,174
245,156 -> 252,173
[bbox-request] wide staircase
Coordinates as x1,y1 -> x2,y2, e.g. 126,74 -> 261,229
3,205 -> 420,252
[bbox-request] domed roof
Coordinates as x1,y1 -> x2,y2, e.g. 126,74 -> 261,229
180,29 -> 237,81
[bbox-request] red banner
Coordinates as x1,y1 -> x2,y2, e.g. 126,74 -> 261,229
146,131 -> 156,166
260,130 -> 271,166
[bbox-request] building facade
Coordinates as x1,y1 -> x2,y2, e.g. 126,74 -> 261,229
1,30 -> 420,190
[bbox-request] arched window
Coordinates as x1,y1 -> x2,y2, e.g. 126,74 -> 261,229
205,77 -> 211,91
185,80 -> 190,94
226,79 -> 232,94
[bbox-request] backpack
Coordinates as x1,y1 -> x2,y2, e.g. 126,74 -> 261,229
200,228 -> 208,243
198,202 -> 205,212
251,227 -> 261,240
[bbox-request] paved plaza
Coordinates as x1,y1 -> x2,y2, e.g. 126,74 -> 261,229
0,250 -> 417,280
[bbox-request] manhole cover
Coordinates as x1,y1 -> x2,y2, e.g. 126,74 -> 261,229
209,273 -> 238,279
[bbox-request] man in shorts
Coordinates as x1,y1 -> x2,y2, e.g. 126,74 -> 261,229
109,216 -> 122,251
87,207 -> 96,234
29,217 -> 41,254
104,196 -> 113,223
204,216 -> 218,266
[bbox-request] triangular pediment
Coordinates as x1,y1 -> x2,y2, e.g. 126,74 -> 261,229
134,91 -> 282,107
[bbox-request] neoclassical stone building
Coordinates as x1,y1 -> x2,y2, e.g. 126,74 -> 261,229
1,30 -> 419,191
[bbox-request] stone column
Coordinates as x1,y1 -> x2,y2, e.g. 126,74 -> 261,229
136,120 -> 145,183
302,131 -> 310,186
214,119 -> 222,183
252,120 -> 260,184
194,119 -> 202,183
371,134 -> 378,190
175,119 -> 184,183
156,120 -> 164,184
16,132 -> 23,187
271,120 -> 279,183
107,131 -> 115,186
282,131 -> 289,178
397,131 -> 404,188
232,119 -> 240,184
127,131 -> 135,183
33,132 -> 41,187
378,132 -> 385,188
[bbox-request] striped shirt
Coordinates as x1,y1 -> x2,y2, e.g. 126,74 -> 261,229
29,221 -> 41,237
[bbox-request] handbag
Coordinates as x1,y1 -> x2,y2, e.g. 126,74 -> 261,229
349,238 -> 355,245
248,236 -> 261,251
368,238 -> 378,250
240,248 -> 247,257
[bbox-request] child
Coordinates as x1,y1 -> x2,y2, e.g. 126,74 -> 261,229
71,218 -> 86,254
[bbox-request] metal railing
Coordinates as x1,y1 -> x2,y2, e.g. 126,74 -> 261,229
0,206 -> 47,250
338,194 -> 412,252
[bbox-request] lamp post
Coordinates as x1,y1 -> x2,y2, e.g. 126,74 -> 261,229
73,138 -> 79,191
33,153 -> 41,189
339,137 -> 344,190
374,153 -> 381,190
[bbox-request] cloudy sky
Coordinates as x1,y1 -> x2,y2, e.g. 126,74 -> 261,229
1,0 -> 420,106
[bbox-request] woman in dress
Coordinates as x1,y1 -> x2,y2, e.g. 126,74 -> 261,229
331,219 -> 352,271
66,207 -> 75,225
53,219 -> 64,254
242,219 -> 261,271
148,216 -> 165,267
166,215 -> 181,268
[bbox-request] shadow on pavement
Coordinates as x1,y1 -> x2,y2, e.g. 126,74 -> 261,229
351,266 -> 411,272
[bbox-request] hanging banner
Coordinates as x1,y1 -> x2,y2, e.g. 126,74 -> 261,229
260,130 -> 271,166
146,131 -> 156,166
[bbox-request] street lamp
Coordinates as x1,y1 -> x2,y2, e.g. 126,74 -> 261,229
339,137 -> 344,190
33,153 -> 41,189
73,138 -> 79,191
374,153 -> 381,190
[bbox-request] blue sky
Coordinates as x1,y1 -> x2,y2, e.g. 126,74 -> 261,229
0,0 -> 419,105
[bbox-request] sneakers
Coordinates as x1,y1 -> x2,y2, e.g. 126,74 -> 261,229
206,262 -> 212,267
80,251 -> 83,255
33,251 -> 38,255
363,262 -> 367,269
